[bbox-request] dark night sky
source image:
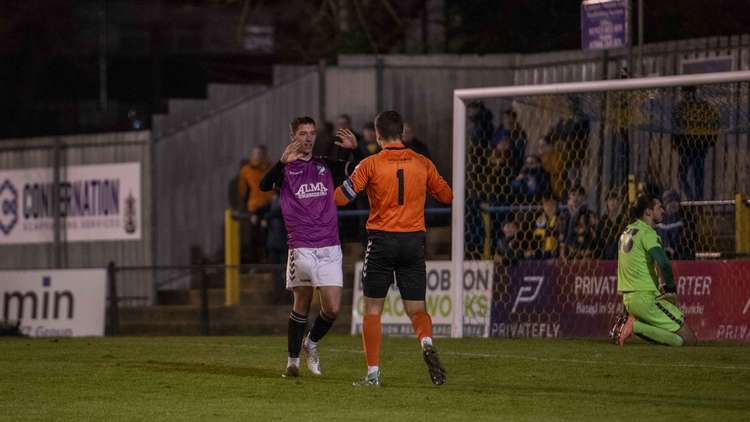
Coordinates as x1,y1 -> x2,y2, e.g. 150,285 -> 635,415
2,0 -> 750,137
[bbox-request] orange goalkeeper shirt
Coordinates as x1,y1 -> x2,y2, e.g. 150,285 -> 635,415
334,142 -> 453,232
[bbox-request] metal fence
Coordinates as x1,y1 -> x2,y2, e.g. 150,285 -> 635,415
3,35 -> 750,306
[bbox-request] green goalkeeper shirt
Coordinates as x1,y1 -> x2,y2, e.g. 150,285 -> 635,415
617,219 -> 662,293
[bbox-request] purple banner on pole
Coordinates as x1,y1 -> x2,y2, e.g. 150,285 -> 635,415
581,0 -> 629,50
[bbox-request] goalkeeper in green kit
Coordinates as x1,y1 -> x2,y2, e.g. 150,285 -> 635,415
611,194 -> 697,346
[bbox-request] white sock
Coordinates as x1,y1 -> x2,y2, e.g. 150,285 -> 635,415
420,337 -> 433,349
288,357 -> 300,368
304,336 -> 318,350
367,365 -> 379,376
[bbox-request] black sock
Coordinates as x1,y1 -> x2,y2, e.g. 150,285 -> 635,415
309,311 -> 336,343
288,311 -> 307,358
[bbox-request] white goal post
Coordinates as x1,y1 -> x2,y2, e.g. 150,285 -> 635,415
450,70 -> 750,338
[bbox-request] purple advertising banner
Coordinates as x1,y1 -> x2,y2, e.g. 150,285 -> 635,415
490,260 -> 750,341
581,0 -> 629,50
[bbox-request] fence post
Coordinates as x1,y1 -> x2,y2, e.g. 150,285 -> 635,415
375,57 -> 384,112
318,59 -> 327,125
106,261 -> 119,336
200,267 -> 210,336
627,174 -> 637,204
736,194 -> 750,254
224,209 -> 240,305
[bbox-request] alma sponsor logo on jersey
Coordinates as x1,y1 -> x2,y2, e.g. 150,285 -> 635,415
295,182 -> 328,199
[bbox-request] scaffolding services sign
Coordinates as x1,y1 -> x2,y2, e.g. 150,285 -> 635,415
0,162 -> 141,244
581,0 -> 629,50
0,269 -> 106,337
351,261 -> 493,337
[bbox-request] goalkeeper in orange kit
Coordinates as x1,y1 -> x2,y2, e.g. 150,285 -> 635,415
334,110 -> 453,386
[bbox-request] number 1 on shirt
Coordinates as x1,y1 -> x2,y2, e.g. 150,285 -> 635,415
397,169 -> 404,205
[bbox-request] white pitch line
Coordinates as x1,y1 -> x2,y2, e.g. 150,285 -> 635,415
328,348 -> 750,372
100,341 -> 750,372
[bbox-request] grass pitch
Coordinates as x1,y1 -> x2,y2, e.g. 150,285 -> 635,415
2,335 -> 749,421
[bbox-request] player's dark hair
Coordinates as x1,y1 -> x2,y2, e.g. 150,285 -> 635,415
504,109 -> 517,119
290,116 -> 316,134
630,194 -> 658,220
375,110 -> 404,140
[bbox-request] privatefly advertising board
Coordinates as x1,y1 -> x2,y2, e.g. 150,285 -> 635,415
351,261 -> 493,337
0,162 -> 141,244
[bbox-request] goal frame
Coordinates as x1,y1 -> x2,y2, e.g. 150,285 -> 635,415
450,70 -> 750,338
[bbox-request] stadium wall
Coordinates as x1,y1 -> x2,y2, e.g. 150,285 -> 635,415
0,131 -> 153,303
154,71 -> 319,271
118,34 -> 750,271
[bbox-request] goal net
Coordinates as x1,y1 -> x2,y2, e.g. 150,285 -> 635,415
450,71 -> 750,340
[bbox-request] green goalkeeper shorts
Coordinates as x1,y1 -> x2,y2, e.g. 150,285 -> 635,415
622,291 -> 684,333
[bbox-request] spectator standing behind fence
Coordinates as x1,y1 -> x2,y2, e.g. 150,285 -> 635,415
656,190 -> 696,260
495,219 -> 524,267
567,211 -> 597,260
596,190 -> 627,259
402,122 -> 431,159
545,95 -> 590,190
558,185 -> 597,260
359,122 -> 380,157
528,194 -> 559,259
336,113 -> 363,145
537,137 -> 565,199
492,109 -> 527,176
511,154 -> 551,203
262,192 -> 289,303
239,145 -> 274,262
672,86 -> 719,200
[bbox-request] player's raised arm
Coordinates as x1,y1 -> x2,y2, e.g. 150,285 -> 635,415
259,161 -> 285,192
334,157 -> 371,206
260,142 -> 306,191
326,128 -> 362,185
425,159 -> 453,204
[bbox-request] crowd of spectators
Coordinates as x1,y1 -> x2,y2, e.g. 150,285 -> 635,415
461,99 -> 700,266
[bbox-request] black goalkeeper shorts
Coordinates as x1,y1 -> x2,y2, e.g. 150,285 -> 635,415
362,231 -> 427,301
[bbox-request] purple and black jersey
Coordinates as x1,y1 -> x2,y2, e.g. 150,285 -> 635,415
279,158 -> 339,249
259,148 -> 362,249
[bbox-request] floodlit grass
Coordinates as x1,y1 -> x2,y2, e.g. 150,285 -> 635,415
2,335 -> 749,421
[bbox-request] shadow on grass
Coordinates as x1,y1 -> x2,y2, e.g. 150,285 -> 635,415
463,382 -> 750,412
129,360 -> 283,380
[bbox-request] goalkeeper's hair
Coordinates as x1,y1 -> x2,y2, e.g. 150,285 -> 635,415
290,116 -> 316,134
375,110 -> 404,140
630,194 -> 660,221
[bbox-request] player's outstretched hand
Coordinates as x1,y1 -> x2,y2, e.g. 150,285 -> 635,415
335,129 -> 358,149
657,292 -> 678,306
281,142 -> 305,163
